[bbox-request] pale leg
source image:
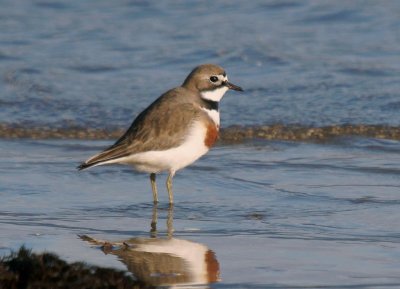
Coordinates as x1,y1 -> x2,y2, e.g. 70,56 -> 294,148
150,173 -> 158,204
166,171 -> 175,204
167,203 -> 174,238
150,203 -> 158,238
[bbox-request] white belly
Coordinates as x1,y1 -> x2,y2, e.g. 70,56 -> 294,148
116,121 -> 209,174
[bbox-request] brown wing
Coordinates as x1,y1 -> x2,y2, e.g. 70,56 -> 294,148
78,88 -> 201,169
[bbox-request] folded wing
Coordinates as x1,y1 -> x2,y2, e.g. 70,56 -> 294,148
78,91 -> 200,170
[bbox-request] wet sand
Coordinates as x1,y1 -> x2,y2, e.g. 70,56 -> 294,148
2,123 -> 400,142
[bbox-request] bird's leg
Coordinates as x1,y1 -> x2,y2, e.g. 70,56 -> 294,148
167,203 -> 174,238
150,202 -> 158,238
150,173 -> 158,204
166,171 -> 175,204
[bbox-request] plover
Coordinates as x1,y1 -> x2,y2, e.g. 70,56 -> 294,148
78,64 -> 243,203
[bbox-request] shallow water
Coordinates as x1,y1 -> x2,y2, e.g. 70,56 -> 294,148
1,138 -> 400,288
1,0 -> 400,288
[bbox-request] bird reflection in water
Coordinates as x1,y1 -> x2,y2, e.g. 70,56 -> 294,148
80,204 -> 220,288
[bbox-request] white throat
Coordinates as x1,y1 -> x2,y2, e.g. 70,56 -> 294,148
200,86 -> 229,102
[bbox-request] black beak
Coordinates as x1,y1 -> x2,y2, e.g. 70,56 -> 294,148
224,81 -> 243,92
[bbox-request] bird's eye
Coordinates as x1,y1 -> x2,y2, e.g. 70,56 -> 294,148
210,76 -> 218,83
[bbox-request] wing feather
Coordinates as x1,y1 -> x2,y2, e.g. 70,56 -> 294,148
78,88 -> 201,170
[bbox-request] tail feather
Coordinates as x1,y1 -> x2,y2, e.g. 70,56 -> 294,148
77,162 -> 95,170
77,149 -> 129,171
77,153 -> 110,170
77,140 -> 132,171
77,157 -> 115,171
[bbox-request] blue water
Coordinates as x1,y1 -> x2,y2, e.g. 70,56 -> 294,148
1,138 -> 400,288
1,0 -> 400,128
1,1 -> 400,288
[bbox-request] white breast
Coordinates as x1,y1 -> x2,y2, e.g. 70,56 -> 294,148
201,107 -> 220,127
